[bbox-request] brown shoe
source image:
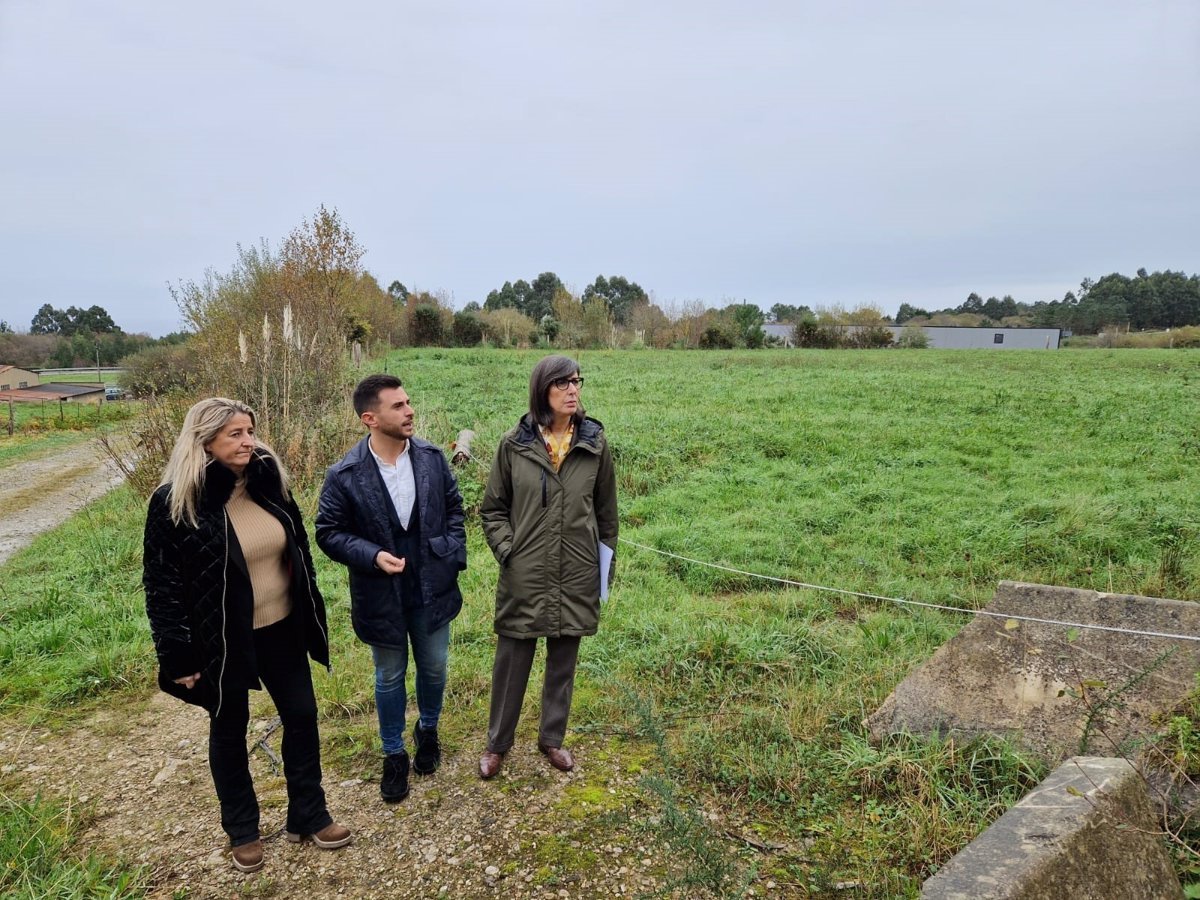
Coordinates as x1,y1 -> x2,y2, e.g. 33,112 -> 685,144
538,744 -> 575,772
231,839 -> 264,873
286,822 -> 352,849
479,750 -> 504,779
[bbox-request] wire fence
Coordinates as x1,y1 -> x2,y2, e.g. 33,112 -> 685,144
618,538 -> 1200,643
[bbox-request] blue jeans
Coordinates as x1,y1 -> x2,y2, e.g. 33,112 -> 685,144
371,605 -> 450,755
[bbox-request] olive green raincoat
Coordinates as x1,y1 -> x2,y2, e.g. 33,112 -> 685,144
481,414 -> 618,639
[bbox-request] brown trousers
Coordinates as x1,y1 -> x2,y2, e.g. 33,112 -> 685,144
486,635 -> 581,753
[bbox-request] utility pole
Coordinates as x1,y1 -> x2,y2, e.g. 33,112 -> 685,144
96,341 -> 102,382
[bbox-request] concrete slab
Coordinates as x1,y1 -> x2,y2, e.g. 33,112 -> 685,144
866,581 -> 1200,762
921,756 -> 1182,899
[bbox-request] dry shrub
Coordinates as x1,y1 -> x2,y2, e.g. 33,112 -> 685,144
96,393 -> 194,498
1080,326 -> 1200,349
170,206 -> 369,484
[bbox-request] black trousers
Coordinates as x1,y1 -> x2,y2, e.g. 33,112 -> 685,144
208,616 -> 332,847
486,634 -> 581,754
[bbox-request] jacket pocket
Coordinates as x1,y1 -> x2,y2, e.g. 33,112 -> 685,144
158,669 -> 216,712
429,534 -> 467,571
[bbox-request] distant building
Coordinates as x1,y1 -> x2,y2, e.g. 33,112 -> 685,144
761,324 -> 1062,350
763,324 -> 796,346
0,382 -> 106,405
0,365 -> 40,391
901,326 -> 1062,349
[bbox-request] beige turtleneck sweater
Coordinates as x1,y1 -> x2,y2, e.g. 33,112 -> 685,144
225,478 -> 292,629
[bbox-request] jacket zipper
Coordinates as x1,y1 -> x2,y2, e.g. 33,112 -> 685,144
541,469 -> 547,508
215,512 -> 230,718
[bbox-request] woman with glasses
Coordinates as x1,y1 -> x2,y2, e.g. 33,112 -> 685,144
478,355 -> 618,778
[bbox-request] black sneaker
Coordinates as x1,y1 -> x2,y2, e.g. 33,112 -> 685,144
413,723 -> 441,775
381,751 -> 410,803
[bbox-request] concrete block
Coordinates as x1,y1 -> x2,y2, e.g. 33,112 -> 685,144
866,581 -> 1200,762
922,756 -> 1182,899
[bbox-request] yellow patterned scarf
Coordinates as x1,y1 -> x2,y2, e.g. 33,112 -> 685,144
538,422 -> 574,471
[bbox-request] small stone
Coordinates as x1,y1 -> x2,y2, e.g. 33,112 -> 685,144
484,865 -> 500,876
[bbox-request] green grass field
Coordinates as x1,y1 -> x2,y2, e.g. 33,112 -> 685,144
2,348 -> 1198,896
2,395 -> 134,440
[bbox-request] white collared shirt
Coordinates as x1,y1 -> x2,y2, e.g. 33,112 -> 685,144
369,438 -> 415,529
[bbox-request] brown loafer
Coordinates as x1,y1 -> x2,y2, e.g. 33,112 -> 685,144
538,744 -> 575,772
479,750 -> 504,779
285,822 -> 352,849
231,839 -> 264,873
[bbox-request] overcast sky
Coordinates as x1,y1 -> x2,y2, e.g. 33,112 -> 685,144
2,1 -> 1198,337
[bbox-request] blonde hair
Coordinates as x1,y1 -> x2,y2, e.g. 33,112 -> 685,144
160,397 -> 290,527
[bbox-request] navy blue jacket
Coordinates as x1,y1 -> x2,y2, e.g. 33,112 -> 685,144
315,436 -> 466,648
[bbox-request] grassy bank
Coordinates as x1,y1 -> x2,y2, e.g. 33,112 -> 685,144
1,348 -> 1197,895
0,790 -> 147,899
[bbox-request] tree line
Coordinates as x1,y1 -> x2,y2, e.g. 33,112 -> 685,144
6,209 -> 1198,385
896,269 -> 1200,334
0,305 -> 188,369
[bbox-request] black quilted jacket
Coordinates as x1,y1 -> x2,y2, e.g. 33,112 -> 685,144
143,451 -> 330,715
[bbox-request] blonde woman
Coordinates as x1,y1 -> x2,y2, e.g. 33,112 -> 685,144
143,398 -> 350,873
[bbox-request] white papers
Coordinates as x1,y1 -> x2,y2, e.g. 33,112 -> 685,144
598,543 -> 614,603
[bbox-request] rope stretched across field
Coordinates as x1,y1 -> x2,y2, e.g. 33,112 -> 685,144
618,538 -> 1200,643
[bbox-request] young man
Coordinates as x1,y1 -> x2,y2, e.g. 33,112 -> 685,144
316,374 -> 467,802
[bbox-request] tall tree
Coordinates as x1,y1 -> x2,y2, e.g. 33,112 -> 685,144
959,292 -> 984,315
895,303 -> 929,324
30,303 -> 66,334
581,274 -> 649,326
768,302 -> 813,324
387,280 -> 409,304
525,272 -> 563,322
724,302 -> 766,348
70,305 -> 119,334
484,279 -> 531,312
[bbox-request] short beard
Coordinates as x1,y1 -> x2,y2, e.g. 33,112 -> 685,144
377,422 -> 412,442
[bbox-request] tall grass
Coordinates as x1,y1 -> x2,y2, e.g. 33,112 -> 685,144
2,348 -> 1198,893
0,790 -> 147,898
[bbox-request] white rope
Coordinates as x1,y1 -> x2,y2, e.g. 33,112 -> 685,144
618,538 -> 1200,643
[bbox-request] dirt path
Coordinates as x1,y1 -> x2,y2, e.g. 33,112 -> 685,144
0,439 -> 125,565
2,694 -> 683,899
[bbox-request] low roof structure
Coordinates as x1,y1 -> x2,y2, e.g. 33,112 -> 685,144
0,382 -> 105,402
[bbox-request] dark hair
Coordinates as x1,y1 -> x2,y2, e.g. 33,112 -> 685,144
528,355 -> 584,428
353,373 -> 403,416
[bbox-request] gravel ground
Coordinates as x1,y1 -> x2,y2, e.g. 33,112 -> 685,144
1,693 -> 707,899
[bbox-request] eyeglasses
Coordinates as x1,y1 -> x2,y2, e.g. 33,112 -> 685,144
550,377 -> 585,390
